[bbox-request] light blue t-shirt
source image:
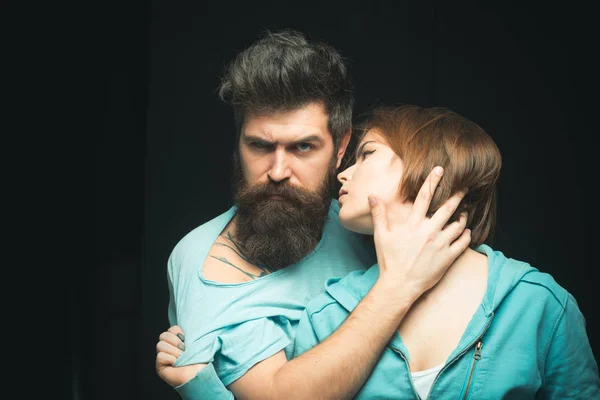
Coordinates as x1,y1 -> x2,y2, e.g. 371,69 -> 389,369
168,200 -> 375,388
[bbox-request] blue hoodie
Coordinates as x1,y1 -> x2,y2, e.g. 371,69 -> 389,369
293,245 -> 600,399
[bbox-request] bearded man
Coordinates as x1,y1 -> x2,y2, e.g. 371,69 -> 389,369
156,30 -> 468,400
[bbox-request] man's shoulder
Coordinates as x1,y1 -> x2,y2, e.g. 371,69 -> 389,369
304,266 -> 375,315
169,206 -> 237,268
323,199 -> 348,233
326,198 -> 341,219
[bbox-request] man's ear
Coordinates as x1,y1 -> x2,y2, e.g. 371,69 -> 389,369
335,129 -> 352,169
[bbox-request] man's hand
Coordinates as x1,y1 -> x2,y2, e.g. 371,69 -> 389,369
369,166 -> 470,301
155,325 -> 206,387
193,169 -> 470,400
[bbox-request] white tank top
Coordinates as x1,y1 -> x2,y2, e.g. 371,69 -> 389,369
411,363 -> 444,399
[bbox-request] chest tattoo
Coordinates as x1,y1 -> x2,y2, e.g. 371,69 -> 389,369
209,231 -> 272,279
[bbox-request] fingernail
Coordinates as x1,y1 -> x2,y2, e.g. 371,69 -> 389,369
177,333 -> 185,342
368,196 -> 377,206
434,166 -> 444,176
177,343 -> 186,351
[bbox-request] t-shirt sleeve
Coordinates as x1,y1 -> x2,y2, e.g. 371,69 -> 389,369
174,316 -> 291,387
292,308 -> 321,358
167,266 -> 177,326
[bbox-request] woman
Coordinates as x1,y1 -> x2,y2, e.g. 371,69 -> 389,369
293,104 -> 600,399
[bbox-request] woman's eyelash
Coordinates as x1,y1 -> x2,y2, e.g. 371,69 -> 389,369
360,150 -> 375,159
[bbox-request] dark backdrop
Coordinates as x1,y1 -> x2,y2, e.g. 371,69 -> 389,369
90,2 -> 598,399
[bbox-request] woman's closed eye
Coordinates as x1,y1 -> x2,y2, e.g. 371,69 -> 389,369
360,149 -> 375,160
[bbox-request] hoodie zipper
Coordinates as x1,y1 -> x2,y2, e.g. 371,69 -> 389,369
388,345 -> 422,399
463,341 -> 483,399
425,313 -> 494,400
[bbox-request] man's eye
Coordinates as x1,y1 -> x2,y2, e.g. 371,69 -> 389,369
250,142 -> 270,149
296,143 -> 313,152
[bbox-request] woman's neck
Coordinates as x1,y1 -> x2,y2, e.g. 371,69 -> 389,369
419,247 -> 488,301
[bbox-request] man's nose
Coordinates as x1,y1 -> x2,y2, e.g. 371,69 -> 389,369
268,149 -> 292,183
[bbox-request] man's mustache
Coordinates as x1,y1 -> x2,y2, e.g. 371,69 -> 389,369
237,182 -> 314,206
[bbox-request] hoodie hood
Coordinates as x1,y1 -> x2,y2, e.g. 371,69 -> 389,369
324,245 -> 540,361
325,244 -> 538,316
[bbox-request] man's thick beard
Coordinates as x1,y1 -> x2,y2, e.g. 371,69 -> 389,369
232,153 -> 336,270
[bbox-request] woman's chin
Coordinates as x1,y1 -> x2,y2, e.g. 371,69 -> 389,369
340,213 -> 373,235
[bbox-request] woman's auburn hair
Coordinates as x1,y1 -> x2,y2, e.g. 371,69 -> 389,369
359,104 -> 502,247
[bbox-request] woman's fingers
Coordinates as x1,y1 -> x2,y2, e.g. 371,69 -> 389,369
167,325 -> 185,343
156,339 -> 184,358
159,331 -> 186,351
156,350 -> 178,368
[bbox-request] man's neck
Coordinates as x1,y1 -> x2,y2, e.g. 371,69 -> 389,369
209,216 -> 273,280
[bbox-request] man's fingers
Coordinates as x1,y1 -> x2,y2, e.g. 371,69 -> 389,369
429,189 -> 467,231
440,212 -> 468,243
369,195 -> 389,233
408,166 -> 444,225
448,228 -> 471,256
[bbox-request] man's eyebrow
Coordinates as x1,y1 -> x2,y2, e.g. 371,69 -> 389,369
355,140 -> 376,159
241,134 -> 271,143
242,134 -> 324,145
291,135 -> 323,144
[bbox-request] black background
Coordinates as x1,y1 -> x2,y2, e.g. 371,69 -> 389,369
89,1 -> 598,399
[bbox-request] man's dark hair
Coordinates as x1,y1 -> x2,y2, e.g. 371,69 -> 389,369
218,29 -> 354,148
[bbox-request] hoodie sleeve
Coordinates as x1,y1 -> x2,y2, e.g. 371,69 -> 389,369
174,363 -> 234,400
541,293 -> 600,398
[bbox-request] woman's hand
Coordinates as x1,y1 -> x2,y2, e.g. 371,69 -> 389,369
155,325 -> 205,387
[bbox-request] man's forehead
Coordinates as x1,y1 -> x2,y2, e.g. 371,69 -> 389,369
242,106 -> 332,143
242,127 -> 328,143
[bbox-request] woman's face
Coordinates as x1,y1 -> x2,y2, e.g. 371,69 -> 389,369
337,130 -> 411,234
